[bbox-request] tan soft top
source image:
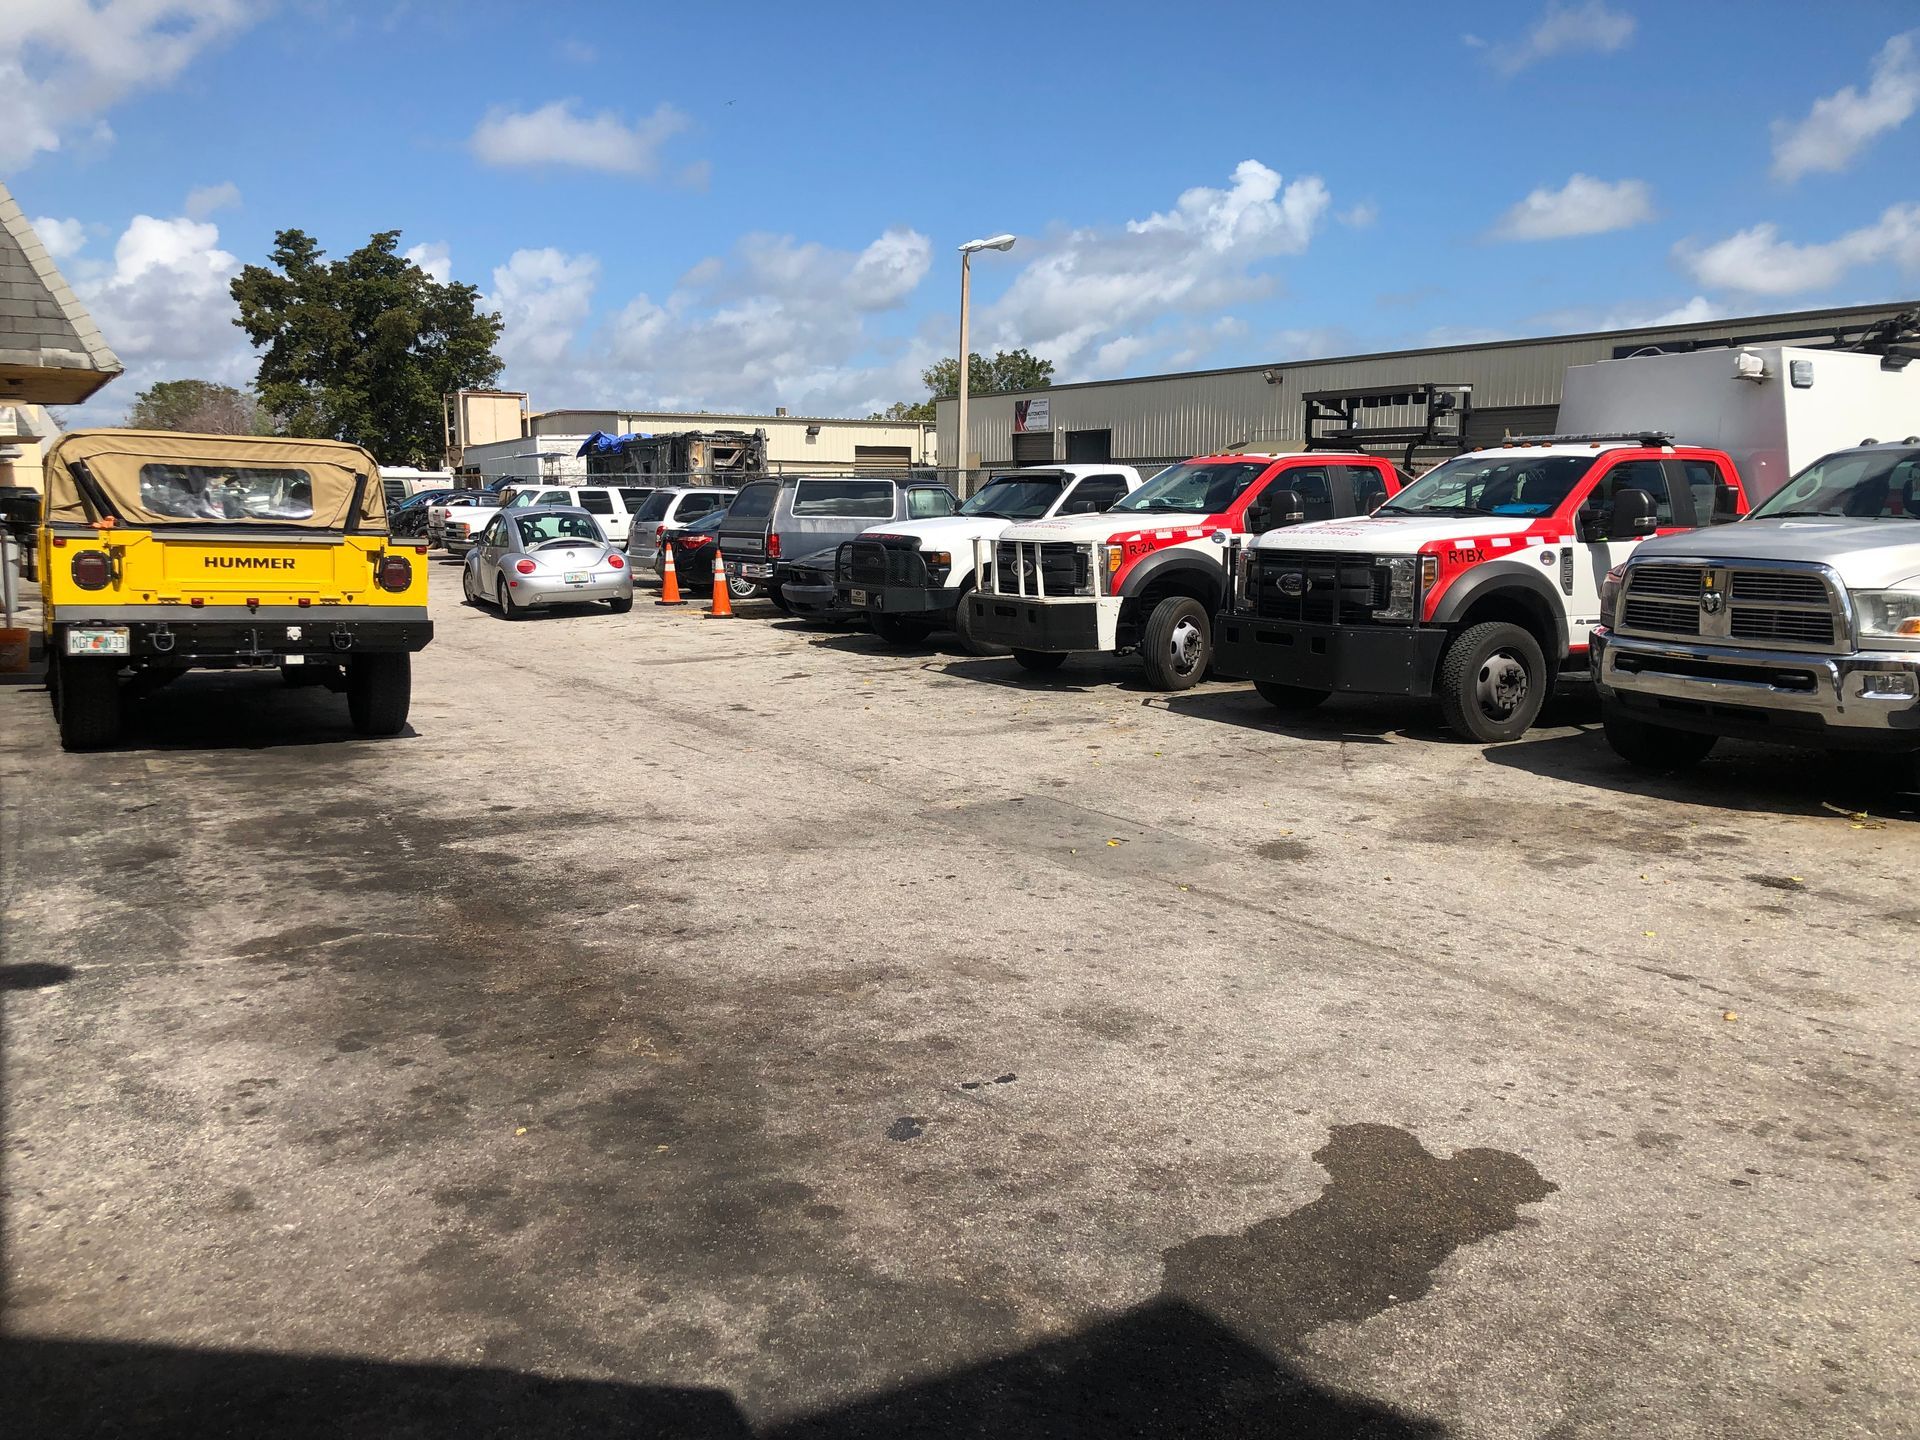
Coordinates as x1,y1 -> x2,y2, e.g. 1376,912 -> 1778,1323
44,429 -> 387,530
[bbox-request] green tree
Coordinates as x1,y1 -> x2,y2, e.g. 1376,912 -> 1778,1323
230,230 -> 504,466
126,379 -> 265,435
872,348 -> 1053,422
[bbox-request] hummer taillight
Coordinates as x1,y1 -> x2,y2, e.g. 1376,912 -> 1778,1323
70,551 -> 111,590
376,554 -> 413,591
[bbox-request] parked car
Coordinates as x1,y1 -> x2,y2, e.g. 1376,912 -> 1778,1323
774,547 -> 862,622
627,486 -> 737,571
837,465 -> 1143,651
391,488 -> 463,537
1594,437 -> 1920,786
969,452 -> 1403,690
462,505 -> 633,618
661,509 -> 727,584
430,487 -> 522,550
718,475 -> 958,606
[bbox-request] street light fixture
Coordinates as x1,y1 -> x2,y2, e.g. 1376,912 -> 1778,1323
956,234 -> 1017,487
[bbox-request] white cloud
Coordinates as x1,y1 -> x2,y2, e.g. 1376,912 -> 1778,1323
184,181 -> 241,218
469,99 -> 691,178
485,226 -> 935,417
1489,174 -> 1655,241
1677,205 -> 1920,295
980,159 -> 1331,373
0,1 -> 256,171
31,216 -> 88,260
404,241 -> 452,284
1338,201 -> 1378,229
1488,1 -> 1635,76
60,209 -> 253,422
1771,31 -> 1920,182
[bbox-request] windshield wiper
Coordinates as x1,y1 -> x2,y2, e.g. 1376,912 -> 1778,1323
1380,504 -> 1482,516
1758,509 -> 1847,519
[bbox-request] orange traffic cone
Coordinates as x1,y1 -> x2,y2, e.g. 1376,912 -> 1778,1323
655,538 -> 687,606
704,548 -> 735,618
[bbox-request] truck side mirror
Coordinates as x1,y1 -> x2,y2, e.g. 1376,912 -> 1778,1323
1255,489 -> 1305,533
1608,488 -> 1660,540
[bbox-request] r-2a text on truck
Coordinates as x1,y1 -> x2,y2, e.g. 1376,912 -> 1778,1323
1215,436 -> 1748,741
965,452 -> 1401,690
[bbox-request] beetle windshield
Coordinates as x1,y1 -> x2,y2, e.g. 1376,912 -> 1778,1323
1378,453 -> 1595,518
1748,448 -> 1920,521
1111,461 -> 1268,515
959,477 -> 1064,520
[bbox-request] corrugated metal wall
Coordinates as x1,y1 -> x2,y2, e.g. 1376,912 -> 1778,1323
937,302 -> 1918,469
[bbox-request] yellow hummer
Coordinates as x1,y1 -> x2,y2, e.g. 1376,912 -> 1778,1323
38,430 -> 432,750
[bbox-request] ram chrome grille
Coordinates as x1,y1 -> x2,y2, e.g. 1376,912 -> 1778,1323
1617,562 -> 1843,653
1249,551 -> 1390,625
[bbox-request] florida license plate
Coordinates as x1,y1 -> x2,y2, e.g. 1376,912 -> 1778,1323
564,571 -> 590,584
66,627 -> 130,656
850,589 -> 869,607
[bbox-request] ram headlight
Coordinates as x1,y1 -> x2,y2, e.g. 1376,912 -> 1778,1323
1853,585 -> 1920,643
1371,555 -> 1419,623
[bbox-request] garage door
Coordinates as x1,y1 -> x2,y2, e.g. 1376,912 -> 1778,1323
854,445 -> 912,472
1466,405 -> 1559,447
1011,431 -> 1055,466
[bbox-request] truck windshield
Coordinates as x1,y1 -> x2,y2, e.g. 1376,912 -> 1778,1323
959,477 -> 1064,520
1748,448 -> 1920,521
1111,461 -> 1267,514
1378,453 -> 1594,518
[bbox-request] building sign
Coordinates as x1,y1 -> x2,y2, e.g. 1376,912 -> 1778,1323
1013,397 -> 1051,432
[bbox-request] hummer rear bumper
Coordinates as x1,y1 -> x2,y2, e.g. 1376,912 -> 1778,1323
52,605 -> 433,662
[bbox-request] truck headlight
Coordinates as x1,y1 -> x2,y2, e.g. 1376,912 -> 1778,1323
1599,564 -> 1627,629
1233,547 -> 1252,611
1853,586 -> 1920,642
1371,555 -> 1418,623
925,550 -> 951,585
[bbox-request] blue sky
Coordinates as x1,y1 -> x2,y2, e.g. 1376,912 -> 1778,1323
9,0 -> 1920,423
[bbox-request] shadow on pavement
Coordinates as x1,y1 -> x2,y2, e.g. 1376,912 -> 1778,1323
1482,725 -> 1920,822
5,1299 -> 1441,1440
40,670 -> 418,753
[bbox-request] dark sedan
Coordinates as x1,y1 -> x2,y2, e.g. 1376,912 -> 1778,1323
774,547 -> 863,623
390,488 -> 467,537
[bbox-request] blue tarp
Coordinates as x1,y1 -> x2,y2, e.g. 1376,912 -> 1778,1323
576,431 -> 654,456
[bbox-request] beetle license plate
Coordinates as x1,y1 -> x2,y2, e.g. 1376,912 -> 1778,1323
850,589 -> 869,606
66,627 -> 130,656
564,571 -> 590,584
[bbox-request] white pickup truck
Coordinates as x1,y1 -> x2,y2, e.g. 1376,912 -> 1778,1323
435,483 -> 654,555
833,466 -> 1142,652
1594,438 -> 1920,789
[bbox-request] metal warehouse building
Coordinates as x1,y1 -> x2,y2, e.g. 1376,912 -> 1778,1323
936,301 -> 1918,477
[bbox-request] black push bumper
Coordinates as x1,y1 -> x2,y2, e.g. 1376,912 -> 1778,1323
53,605 -> 433,665
966,594 -> 1103,652
1213,615 -> 1447,696
836,582 -> 957,621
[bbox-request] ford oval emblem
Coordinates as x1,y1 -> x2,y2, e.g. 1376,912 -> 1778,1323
1278,572 -> 1308,597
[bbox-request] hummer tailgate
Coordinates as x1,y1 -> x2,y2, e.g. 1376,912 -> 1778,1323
155,536 -> 356,598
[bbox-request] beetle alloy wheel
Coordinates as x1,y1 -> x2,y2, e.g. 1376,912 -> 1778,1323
1169,617 -> 1206,675
1475,649 -> 1530,720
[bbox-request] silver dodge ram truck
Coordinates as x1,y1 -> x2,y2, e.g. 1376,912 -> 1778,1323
1592,439 -> 1920,787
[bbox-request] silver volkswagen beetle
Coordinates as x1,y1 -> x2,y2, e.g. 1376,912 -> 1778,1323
463,505 -> 634,618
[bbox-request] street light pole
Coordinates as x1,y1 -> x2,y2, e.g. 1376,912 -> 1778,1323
957,250 -> 972,493
954,234 -> 1016,493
